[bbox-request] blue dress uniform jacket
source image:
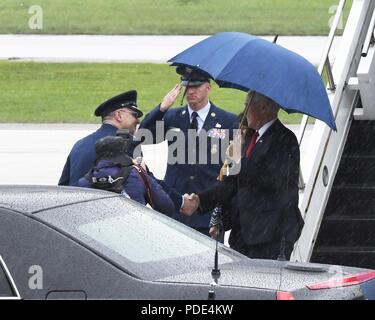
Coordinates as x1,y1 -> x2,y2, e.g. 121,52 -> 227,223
59,123 -> 123,186
198,119 -> 304,257
139,102 -> 238,229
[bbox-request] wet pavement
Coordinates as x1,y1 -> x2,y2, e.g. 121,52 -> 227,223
0,123 -> 312,185
0,35 -> 341,65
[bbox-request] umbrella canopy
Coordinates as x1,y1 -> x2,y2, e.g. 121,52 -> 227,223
169,32 -> 336,131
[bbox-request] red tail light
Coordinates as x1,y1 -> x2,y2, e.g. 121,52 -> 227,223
276,291 -> 295,300
307,271 -> 375,290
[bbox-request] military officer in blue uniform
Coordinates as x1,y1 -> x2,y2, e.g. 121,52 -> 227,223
139,67 -> 238,235
58,90 -> 143,186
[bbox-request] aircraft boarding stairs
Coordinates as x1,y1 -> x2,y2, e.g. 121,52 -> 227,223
292,0 -> 375,269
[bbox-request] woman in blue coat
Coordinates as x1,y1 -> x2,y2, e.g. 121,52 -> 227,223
77,136 -> 175,217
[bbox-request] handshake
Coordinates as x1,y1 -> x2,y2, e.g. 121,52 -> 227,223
180,193 -> 200,216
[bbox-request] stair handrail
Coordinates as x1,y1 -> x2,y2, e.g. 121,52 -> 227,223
361,7 -> 375,57
297,0 -> 347,190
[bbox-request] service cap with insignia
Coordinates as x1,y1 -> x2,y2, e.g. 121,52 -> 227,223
176,66 -> 210,87
94,90 -> 143,118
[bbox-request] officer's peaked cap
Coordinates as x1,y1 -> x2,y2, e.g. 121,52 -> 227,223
176,66 -> 210,87
94,90 -> 143,118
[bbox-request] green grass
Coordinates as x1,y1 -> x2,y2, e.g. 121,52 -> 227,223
0,0 -> 352,35
0,61 -> 303,123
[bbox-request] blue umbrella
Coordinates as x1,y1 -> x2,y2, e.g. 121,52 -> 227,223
168,32 -> 336,131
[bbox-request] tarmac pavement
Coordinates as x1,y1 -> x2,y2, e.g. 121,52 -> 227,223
0,123 -> 312,186
0,35 -> 342,65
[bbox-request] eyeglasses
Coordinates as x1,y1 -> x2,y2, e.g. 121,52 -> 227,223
118,109 -> 138,118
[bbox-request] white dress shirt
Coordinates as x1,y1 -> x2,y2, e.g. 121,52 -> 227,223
257,118 -> 277,142
188,101 -> 211,133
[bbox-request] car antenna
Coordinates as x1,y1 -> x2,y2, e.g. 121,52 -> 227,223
273,34 -> 279,43
208,209 -> 222,300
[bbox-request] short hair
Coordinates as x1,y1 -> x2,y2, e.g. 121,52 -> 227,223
102,111 -> 116,122
249,91 -> 280,117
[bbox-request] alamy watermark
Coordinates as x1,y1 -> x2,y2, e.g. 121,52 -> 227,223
28,5 -> 43,30
328,5 -> 344,30
28,265 -> 43,290
133,124 -> 242,174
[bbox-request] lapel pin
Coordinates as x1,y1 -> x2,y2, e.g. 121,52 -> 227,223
211,112 -> 216,117
182,110 -> 186,115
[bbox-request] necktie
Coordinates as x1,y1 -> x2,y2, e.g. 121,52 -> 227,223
190,111 -> 198,130
245,131 -> 259,158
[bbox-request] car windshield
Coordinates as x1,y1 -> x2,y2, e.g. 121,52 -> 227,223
36,196 -> 243,280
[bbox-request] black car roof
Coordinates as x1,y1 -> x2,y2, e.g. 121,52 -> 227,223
0,185 -> 118,213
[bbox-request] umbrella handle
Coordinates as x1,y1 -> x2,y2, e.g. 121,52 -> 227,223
217,91 -> 256,182
237,90 -> 255,140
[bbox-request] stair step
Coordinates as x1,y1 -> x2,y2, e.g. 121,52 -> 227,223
343,120 -> 375,155
313,120 -> 375,270
342,155 -> 375,160
325,184 -> 375,216
325,215 -> 375,221
334,155 -> 375,184
315,246 -> 375,253
331,183 -> 375,189
316,216 -> 375,247
311,246 -> 375,269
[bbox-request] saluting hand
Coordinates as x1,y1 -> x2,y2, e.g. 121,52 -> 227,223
160,84 -> 182,112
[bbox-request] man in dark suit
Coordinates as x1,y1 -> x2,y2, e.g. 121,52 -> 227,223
58,90 -> 143,186
181,91 -> 304,259
139,67 -> 238,236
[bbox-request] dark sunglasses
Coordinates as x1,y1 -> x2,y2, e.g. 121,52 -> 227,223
118,109 -> 139,118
